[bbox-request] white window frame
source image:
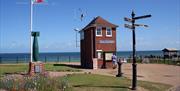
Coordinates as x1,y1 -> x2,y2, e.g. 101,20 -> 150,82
106,27 -> 112,37
97,50 -> 102,59
96,27 -> 102,36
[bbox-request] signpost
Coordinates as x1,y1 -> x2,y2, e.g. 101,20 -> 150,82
133,15 -> 151,20
134,24 -> 148,27
124,11 -> 151,90
99,40 -> 115,44
124,17 -> 133,23
124,24 -> 133,29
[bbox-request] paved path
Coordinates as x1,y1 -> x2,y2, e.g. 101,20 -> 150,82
122,64 -> 180,87
49,63 -> 180,91
175,86 -> 180,91
49,63 -> 180,86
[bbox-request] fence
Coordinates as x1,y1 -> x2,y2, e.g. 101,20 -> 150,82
126,57 -> 180,65
0,56 -> 80,64
0,55 -> 180,65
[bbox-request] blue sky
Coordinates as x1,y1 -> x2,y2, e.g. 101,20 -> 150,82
0,0 -> 180,53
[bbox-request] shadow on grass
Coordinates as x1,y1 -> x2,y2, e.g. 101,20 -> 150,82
53,64 -> 82,69
4,72 -> 27,75
73,84 -> 131,89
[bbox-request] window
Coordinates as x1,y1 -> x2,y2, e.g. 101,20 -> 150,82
97,50 -> 102,59
98,52 -> 102,59
106,27 -> 112,37
80,31 -> 84,40
96,27 -> 102,36
105,53 -> 113,61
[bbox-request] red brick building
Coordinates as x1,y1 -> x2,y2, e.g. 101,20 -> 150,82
80,16 -> 118,69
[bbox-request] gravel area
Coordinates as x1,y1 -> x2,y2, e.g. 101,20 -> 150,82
49,62 -> 180,87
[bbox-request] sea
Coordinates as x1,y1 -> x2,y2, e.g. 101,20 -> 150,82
0,51 -> 165,64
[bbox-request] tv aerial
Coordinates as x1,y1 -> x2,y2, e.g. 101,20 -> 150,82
74,8 -> 87,22
73,8 -> 87,47
79,8 -> 84,21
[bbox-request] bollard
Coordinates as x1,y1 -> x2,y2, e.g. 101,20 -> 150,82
116,60 -> 123,77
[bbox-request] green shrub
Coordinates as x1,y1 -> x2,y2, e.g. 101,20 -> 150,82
0,74 -> 68,91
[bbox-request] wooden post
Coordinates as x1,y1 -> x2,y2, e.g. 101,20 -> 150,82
69,56 -> 71,63
0,57 -> 1,63
45,56 -> 47,63
58,56 -> 60,63
16,57 -> 19,63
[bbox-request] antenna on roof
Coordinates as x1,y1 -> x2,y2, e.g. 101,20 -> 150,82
78,8 -> 87,21
73,8 -> 87,47
78,8 -> 83,21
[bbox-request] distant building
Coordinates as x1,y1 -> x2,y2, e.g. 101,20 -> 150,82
162,48 -> 178,58
80,16 -> 118,69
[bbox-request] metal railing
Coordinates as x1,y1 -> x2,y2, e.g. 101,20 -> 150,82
0,55 -> 179,65
124,57 -> 180,65
0,56 -> 80,64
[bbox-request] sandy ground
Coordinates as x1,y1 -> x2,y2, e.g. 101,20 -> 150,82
48,62 -> 180,90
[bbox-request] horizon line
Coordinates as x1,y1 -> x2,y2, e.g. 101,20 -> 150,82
1,49 -> 180,54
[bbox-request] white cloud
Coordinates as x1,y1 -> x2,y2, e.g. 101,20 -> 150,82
176,41 -> 180,44
9,41 -> 24,49
40,41 -> 79,52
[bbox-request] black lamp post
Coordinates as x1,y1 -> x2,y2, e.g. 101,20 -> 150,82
131,11 -> 137,90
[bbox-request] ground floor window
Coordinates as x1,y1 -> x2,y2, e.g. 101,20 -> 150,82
105,52 -> 113,61
97,50 -> 102,59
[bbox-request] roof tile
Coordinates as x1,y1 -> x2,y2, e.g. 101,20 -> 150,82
82,16 -> 118,31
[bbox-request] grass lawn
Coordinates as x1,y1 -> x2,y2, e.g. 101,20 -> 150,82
0,73 -> 172,91
63,74 -> 172,91
0,64 -> 28,75
0,64 -> 172,91
0,63 -> 81,76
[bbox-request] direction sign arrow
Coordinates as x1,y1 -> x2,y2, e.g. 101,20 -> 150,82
124,17 -> 133,22
133,15 -> 151,20
134,24 -> 149,27
124,24 -> 133,29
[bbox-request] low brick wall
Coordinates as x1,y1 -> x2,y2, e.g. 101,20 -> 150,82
28,61 -> 45,76
98,60 -> 113,69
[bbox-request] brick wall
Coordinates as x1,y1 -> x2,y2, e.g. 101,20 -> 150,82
81,27 -> 117,69
95,27 -> 116,51
80,27 -> 94,69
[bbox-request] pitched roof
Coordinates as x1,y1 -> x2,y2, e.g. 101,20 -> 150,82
162,48 -> 178,52
82,16 -> 118,31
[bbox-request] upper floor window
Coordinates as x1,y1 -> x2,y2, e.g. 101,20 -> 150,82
96,27 -> 102,36
106,27 -> 112,37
